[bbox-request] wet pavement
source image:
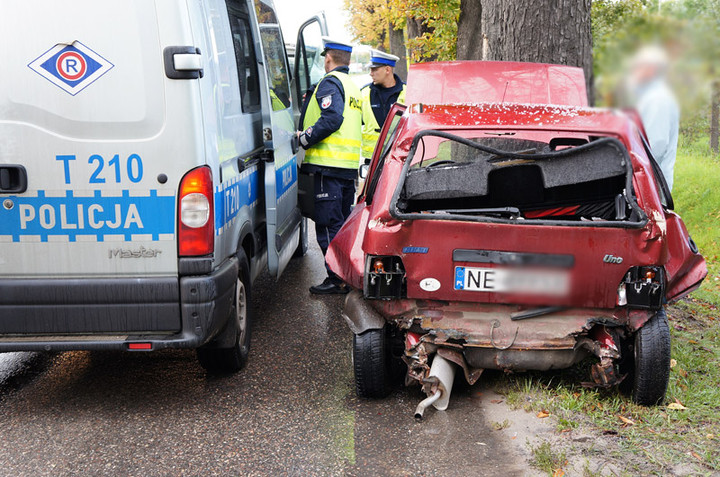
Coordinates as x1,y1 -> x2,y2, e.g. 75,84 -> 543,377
0,238 -> 529,476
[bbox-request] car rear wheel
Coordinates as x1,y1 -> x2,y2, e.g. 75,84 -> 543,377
353,326 -> 392,398
197,251 -> 252,373
631,308 -> 671,406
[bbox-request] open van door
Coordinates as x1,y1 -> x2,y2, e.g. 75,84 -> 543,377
292,13 -> 328,122
292,13 -> 328,220
251,0 -> 300,279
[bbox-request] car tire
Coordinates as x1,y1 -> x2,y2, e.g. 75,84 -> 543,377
197,250 -> 252,373
353,327 -> 392,398
631,308 -> 671,406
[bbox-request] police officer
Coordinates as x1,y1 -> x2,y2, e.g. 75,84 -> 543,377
361,50 -> 406,159
298,37 -> 363,295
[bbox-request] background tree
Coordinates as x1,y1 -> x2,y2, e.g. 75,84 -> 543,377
456,0 -> 482,60
480,0 -> 593,104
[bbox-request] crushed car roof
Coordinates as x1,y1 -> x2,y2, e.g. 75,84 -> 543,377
402,103 -> 637,139
406,61 -> 588,107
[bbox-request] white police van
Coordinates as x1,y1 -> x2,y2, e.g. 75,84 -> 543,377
0,0 -> 328,372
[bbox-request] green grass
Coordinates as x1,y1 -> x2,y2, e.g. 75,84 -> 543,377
672,138 -> 720,305
528,440 -> 567,476
496,301 -> 720,474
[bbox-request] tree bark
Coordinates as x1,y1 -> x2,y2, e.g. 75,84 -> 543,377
480,0 -> 594,104
711,78 -> 719,155
456,0 -> 482,60
388,23 -> 408,82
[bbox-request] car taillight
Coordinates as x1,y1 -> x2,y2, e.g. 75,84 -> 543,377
364,255 -> 406,299
178,166 -> 214,256
617,265 -> 665,309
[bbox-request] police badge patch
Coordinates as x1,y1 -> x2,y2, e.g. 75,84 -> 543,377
320,95 -> 332,109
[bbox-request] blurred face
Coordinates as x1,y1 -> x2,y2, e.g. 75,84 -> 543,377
370,65 -> 392,86
632,62 -> 660,85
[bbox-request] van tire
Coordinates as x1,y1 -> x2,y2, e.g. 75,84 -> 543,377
353,326 -> 391,398
630,308 -> 671,406
197,250 -> 252,373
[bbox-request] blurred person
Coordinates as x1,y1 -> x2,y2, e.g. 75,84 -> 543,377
630,45 -> 679,192
298,37 -> 363,295
360,50 -> 406,160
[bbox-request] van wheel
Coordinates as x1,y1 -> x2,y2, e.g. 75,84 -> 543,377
293,217 -> 309,258
630,308 -> 671,406
197,251 -> 252,373
353,326 -> 392,398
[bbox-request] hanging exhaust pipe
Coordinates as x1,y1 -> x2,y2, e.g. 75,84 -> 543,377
414,354 -> 456,419
414,390 -> 441,419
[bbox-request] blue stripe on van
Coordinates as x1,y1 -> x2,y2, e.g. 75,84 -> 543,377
0,190 -> 175,242
214,166 -> 259,235
275,155 -> 297,200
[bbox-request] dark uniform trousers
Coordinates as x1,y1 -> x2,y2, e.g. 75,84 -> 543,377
314,173 -> 355,279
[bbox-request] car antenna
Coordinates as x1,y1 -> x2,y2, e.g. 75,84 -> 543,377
501,81 -> 509,103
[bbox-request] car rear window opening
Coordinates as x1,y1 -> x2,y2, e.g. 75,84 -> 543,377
394,132 -> 644,225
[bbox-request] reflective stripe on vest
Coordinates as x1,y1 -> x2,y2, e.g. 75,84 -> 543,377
302,71 -> 362,169
361,84 -> 406,158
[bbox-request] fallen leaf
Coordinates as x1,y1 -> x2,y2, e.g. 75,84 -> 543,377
537,411 -> 550,418
668,402 -> 687,410
707,434 -> 715,439
553,469 -> 565,477
688,339 -> 698,344
678,369 -> 688,378
691,452 -> 702,461
491,399 -> 503,404
670,358 -> 677,368
618,415 -> 635,426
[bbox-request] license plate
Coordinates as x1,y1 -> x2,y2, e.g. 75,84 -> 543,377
454,266 -> 569,296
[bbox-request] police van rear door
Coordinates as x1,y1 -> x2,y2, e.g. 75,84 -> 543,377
251,0 -> 301,279
0,0 -> 200,280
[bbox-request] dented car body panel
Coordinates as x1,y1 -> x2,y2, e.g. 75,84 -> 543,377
330,62 -> 706,410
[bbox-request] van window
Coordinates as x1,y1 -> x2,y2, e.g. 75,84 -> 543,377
258,25 -> 291,111
254,0 -> 290,111
227,6 -> 261,112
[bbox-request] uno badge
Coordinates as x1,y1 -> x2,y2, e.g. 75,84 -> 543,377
28,41 -> 113,96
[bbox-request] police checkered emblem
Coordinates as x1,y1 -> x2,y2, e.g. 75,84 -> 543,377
28,41 -> 114,96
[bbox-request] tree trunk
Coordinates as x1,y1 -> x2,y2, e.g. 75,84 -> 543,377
456,0 -> 482,60
389,23 -> 408,82
406,17 -> 436,61
480,0 -> 594,104
711,79 -> 719,155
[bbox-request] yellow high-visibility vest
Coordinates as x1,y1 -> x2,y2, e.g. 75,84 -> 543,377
303,71 -> 362,170
361,83 -> 406,158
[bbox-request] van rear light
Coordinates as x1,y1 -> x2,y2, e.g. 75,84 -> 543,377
178,166 -> 214,256
127,342 -> 153,350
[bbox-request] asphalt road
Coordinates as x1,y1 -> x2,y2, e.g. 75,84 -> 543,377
0,239 -> 530,476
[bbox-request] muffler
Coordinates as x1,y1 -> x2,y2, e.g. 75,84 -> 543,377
414,354 -> 456,419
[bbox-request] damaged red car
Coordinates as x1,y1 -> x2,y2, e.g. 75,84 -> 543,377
326,62 -> 707,418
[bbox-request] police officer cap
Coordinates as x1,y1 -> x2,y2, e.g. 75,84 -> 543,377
369,49 -> 399,68
321,37 -> 353,56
